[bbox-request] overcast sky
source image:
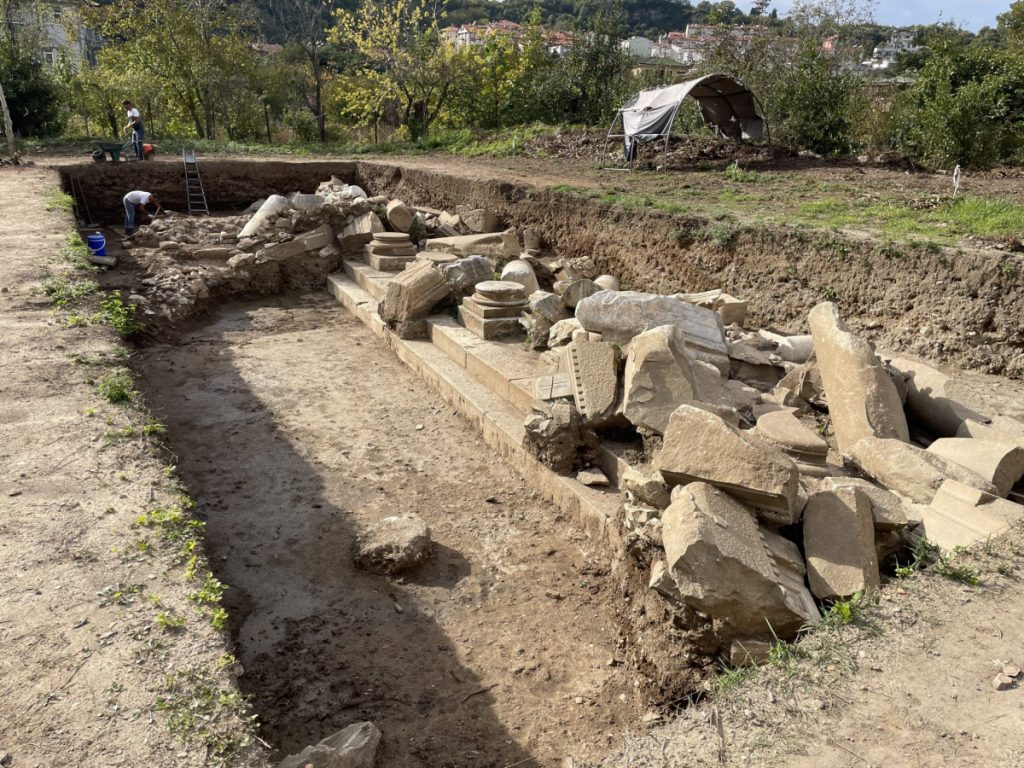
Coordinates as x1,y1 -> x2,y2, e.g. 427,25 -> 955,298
741,1 -> 1010,31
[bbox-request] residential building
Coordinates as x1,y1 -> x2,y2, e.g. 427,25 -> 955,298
620,36 -> 652,58
864,30 -> 919,70
33,2 -> 101,68
455,20 -> 522,47
547,31 -> 574,57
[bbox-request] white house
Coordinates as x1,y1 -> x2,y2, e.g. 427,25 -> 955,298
864,30 -> 919,70
620,36 -> 652,58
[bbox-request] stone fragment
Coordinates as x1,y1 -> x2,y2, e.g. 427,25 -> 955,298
621,465 -> 672,509
239,194 -> 292,238
886,355 -> 992,437
523,228 -> 541,250
575,290 -> 728,357
662,482 -> 817,637
755,410 -> 828,462
438,255 -> 494,295
716,293 -> 748,327
773,362 -> 825,409
648,560 -> 681,603
548,318 -> 582,348
958,419 -> 1024,449
622,325 -> 698,435
847,437 -> 998,504
290,192 -> 325,210
338,212 -> 384,252
807,302 -> 908,454
193,246 -> 233,260
461,208 -> 500,233
758,330 -> 815,364
565,338 -> 619,426
385,199 -> 416,232
820,477 -> 907,530
276,721 -> 382,768
355,515 -> 433,574
561,279 -> 601,309
577,467 -> 609,486
378,260 -> 449,333
657,405 -> 800,520
917,479 -> 1024,549
594,274 -> 620,291
227,253 -> 255,269
994,673 -> 1015,691
424,231 -> 520,259
523,401 -> 583,474
534,373 -> 574,401
500,259 -> 540,295
529,290 -> 570,323
260,224 -> 335,261
803,487 -> 880,599
926,438 -> 1024,497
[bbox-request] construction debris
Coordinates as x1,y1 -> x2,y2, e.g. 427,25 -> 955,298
803,487 -> 880,599
926,437 -> 1024,497
276,721 -> 382,768
622,325 -> 699,434
355,515 -> 434,575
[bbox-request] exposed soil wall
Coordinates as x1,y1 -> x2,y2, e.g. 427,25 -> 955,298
356,162 -> 1024,378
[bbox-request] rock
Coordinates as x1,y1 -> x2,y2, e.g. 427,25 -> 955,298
500,259 -> 540,295
657,405 -> 800,522
648,559 -> 681,603
715,293 -> 748,327
622,325 -> 699,434
529,290 -> 570,323
773,362 -> 825,409
577,467 -> 609,486
338,212 -> 384,253
548,318 -> 582,348
259,224 -> 336,262
755,410 -> 828,462
820,477 -> 907,530
803,487 -> 880,599
807,302 -> 908,454
958,419 -> 1024,450
523,401 -> 584,474
760,527 -> 819,625
662,482 -> 818,638
886,356 -> 992,437
523,228 -> 541,250
561,279 -> 601,309
993,673 -> 1015,691
439,255 -> 494,296
239,194 -> 292,238
378,260 -> 449,333
575,290 -> 728,357
847,437 -> 998,503
565,338 -> 619,426
276,721 -> 382,768
193,246 -> 233,260
461,208 -> 500,233
385,199 -> 416,232
758,330 -> 815,364
424,231 -> 520,259
926,438 -> 1024,497
621,465 -> 672,509
290,192 -> 326,210
355,515 -> 433,574
729,638 -> 772,666
917,479 -> 1024,549
594,274 -> 620,291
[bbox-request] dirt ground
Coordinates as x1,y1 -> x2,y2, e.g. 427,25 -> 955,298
133,295 -> 637,767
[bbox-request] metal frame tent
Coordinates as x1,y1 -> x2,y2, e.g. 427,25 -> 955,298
603,73 -> 769,169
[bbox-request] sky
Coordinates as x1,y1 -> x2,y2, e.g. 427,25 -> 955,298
740,1 -> 1011,31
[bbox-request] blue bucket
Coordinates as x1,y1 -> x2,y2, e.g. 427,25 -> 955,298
86,232 -> 106,257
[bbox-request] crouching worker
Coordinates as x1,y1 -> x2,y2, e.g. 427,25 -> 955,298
123,190 -> 162,235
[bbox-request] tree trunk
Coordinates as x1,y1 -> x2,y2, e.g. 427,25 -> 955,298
313,53 -> 325,143
0,78 -> 16,159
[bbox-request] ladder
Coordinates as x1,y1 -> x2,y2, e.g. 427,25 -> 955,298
182,148 -> 209,215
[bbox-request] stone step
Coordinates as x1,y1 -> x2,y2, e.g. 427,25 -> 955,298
325,272 -> 621,547
343,258 -> 391,301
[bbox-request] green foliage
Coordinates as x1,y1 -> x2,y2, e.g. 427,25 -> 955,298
59,233 -> 99,272
0,3 -> 63,138
895,537 -> 983,585
156,611 -> 187,632
43,276 -> 99,307
98,582 -> 144,607
46,188 -> 74,212
94,292 -> 144,335
96,368 -> 137,404
136,503 -> 205,564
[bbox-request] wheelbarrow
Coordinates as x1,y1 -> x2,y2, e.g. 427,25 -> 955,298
91,139 -> 132,162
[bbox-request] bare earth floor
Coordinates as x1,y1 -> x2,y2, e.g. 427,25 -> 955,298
134,295 -> 636,767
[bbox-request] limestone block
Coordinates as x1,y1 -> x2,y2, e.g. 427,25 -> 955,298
621,465 -> 672,509
755,410 -> 828,462
500,259 -> 540,295
523,401 -> 583,474
803,487 -> 880,600
439,255 -> 494,295
548,318 -> 582,348
276,721 -> 381,768
918,479 -> 1024,550
657,404 -> 800,520
523,228 -> 541,250
239,194 -> 292,238
716,293 -> 748,327
927,437 -> 1024,497
820,477 -> 907,530
378,259 -> 449,325
594,274 -> 620,291
847,436 -> 998,504
958,418 -> 1024,447
386,199 -> 416,232
461,208 -> 500,233
565,338 -> 619,426
424,231 -> 520,259
575,290 -> 728,357
662,482 -> 816,638
355,514 -> 433,574
338,212 -> 384,252
439,210 -> 461,229
886,355 -> 992,437
534,373 -> 574,401
761,527 -> 820,626
807,302 -> 908,454
758,330 -> 814,364
529,290 -> 571,323
561,279 -> 601,309
622,325 -> 699,435
289,192 -> 325,210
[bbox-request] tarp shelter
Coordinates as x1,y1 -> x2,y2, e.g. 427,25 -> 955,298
605,73 -> 768,166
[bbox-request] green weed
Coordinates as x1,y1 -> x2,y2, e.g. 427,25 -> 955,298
96,368 -> 136,404
98,582 -> 144,607
156,611 -> 186,632
43,275 -> 98,307
896,537 -> 982,585
94,293 -> 143,335
46,187 -> 74,213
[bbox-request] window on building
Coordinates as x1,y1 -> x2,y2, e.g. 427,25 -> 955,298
42,49 -> 57,65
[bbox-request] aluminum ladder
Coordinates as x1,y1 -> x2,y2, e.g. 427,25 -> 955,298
182,148 -> 209,215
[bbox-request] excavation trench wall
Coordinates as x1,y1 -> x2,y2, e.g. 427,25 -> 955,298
60,159 -> 1024,377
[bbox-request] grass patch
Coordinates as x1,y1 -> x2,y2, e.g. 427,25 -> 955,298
895,537 -> 983,585
102,418 -> 167,444
97,582 -> 144,607
43,275 -> 98,307
58,233 -> 99,272
94,292 -> 144,335
45,187 -> 74,213
96,368 -> 136,404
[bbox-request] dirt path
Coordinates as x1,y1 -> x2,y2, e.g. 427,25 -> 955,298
133,294 -> 637,767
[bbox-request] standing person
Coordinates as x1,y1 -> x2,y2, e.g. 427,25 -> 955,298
123,190 -> 162,235
122,100 -> 144,161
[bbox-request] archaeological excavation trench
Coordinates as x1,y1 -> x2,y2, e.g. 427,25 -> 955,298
59,159 -> 1024,766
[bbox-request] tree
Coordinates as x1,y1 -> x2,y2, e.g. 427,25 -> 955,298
0,78 -> 16,157
329,0 -> 463,140
1,0 -> 63,137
